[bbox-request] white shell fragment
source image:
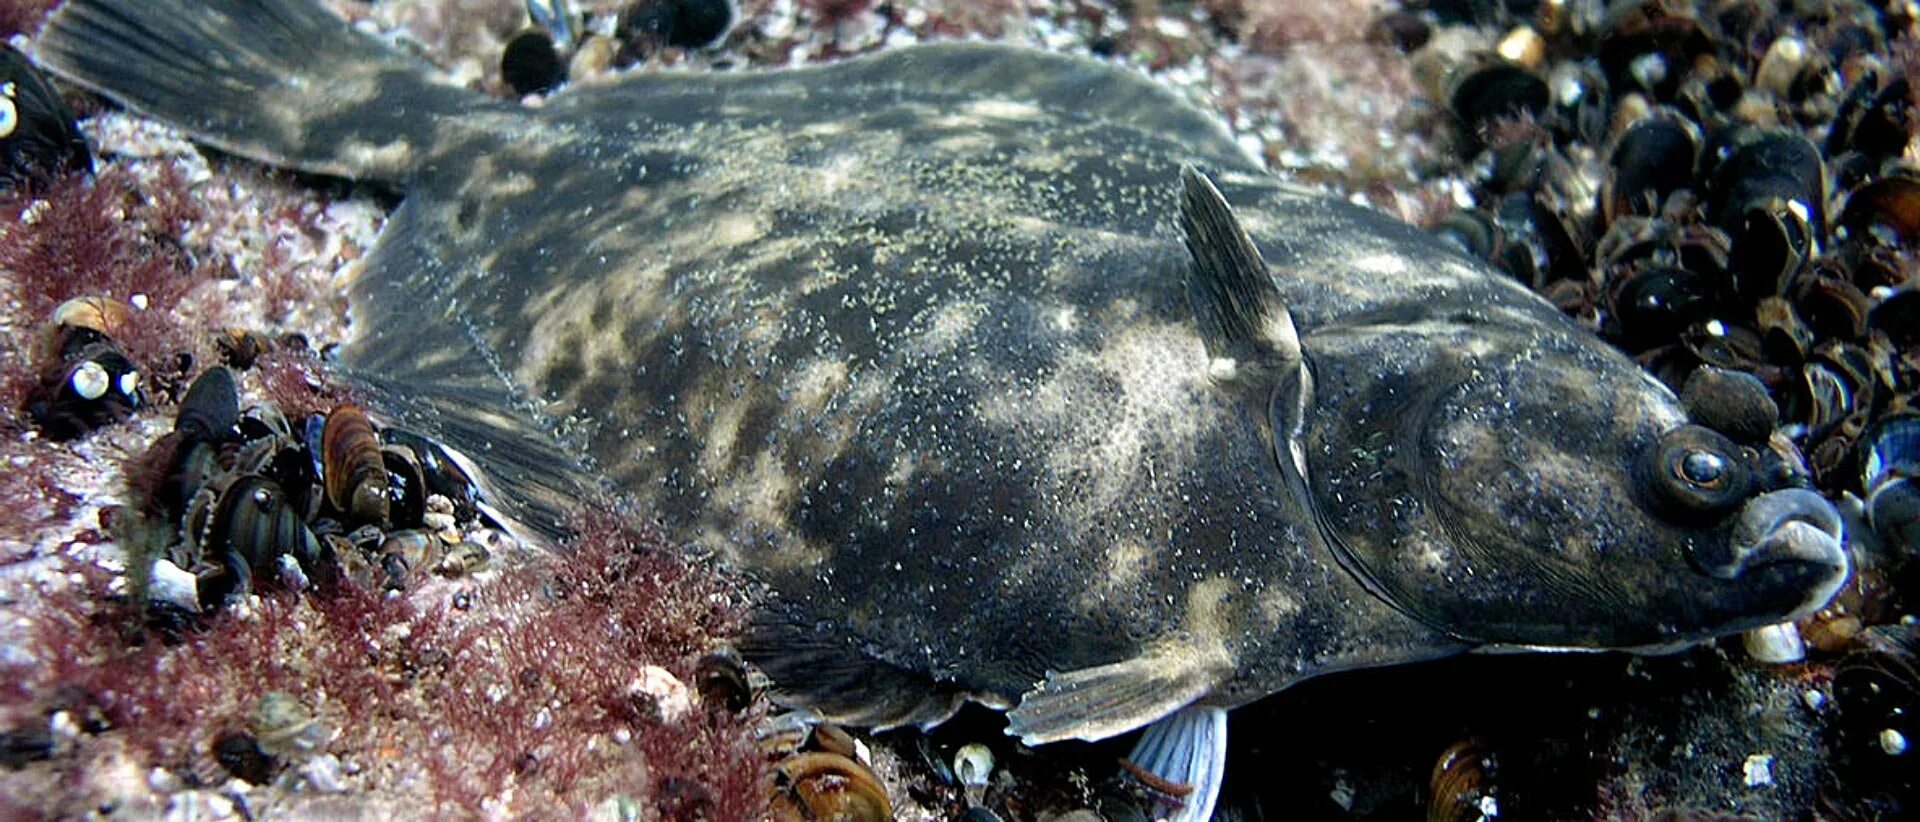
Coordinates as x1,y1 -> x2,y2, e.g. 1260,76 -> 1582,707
626,666 -> 693,724
69,360 -> 110,400
1742,623 -> 1807,664
148,558 -> 201,612
1742,753 -> 1774,787
953,743 -> 994,788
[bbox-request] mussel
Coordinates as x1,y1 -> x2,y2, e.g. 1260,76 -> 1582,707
0,44 -> 93,189
1604,109 -> 1700,224
320,405 -> 390,526
26,325 -> 142,441
1860,412 -> 1919,556
186,474 -> 328,605
770,751 -> 892,822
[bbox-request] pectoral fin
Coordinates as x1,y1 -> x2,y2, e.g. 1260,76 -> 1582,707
1004,650 -> 1216,745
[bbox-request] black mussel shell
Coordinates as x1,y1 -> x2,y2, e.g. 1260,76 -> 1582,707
1706,131 -> 1826,237
1678,321 -> 1768,372
1783,361 -> 1855,433
1548,60 -> 1612,146
382,427 -> 485,522
381,444 -> 428,530
1788,265 -> 1871,341
1862,412 -> 1920,492
1828,70 -> 1913,167
1706,133 -> 1826,302
1607,265 -> 1718,351
239,402 -> 293,443
0,44 -> 92,190
197,475 -> 327,606
1726,203 -> 1818,304
1869,285 -> 1920,348
1676,55 -> 1744,118
502,30 -> 566,97
26,328 -> 141,441
620,0 -> 736,54
175,367 -> 242,446
1681,365 -> 1777,443
1605,109 -> 1700,223
1597,0 -> 1715,101
1449,59 -> 1549,151
217,328 -> 277,370
1756,296 -> 1814,363
1838,168 -> 1920,249
213,731 -> 279,785
1365,10 -> 1431,53
1495,192 -> 1587,286
694,649 -> 752,713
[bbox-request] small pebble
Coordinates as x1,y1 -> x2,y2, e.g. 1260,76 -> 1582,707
299,754 -> 346,793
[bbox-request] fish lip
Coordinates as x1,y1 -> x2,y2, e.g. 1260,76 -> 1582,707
1721,488 -> 1851,619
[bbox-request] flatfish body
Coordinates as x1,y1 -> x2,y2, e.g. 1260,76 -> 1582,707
39,2 -> 1849,803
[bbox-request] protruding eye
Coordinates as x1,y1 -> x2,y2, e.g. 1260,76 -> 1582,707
1678,450 -> 1727,488
1643,425 -> 1750,516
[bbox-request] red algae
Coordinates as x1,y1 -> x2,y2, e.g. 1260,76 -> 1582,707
0,0 -> 58,40
1,503 -> 764,818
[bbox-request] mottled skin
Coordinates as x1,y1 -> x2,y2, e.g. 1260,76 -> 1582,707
41,0 -> 1849,746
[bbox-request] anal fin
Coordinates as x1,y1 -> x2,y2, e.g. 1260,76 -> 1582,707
1124,706 -> 1228,822
739,610 -> 972,731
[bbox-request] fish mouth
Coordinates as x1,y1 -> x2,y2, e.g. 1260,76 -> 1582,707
1719,488 -> 1850,620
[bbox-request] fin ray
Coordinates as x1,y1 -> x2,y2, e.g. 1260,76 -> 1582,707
1179,165 -> 1300,366
739,610 -> 971,731
1126,706 -> 1228,822
37,0 -> 496,183
339,198 -> 601,540
1005,652 -> 1215,745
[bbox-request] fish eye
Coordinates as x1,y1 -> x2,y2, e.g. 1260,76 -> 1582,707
1643,425 -> 1749,517
0,97 -> 17,139
1676,449 -> 1727,488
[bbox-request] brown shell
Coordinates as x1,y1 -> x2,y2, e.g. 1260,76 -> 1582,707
321,405 -> 390,525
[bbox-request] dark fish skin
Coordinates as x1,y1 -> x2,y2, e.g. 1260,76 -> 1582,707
38,0 -> 1850,745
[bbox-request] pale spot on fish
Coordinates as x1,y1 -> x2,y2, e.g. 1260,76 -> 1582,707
706,212 -> 765,247
1257,588 -> 1303,628
961,99 -> 1044,121
1076,537 -> 1153,611
786,358 -> 850,415
909,300 -> 986,355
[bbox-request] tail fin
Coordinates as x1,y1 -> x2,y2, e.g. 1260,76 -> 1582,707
35,0 -> 496,184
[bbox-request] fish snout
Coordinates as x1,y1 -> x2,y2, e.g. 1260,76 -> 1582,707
1702,488 -> 1850,615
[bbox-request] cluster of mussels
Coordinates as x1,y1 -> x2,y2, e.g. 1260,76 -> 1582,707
1406,0 -> 1919,566
1392,0 -> 1920,809
501,0 -> 736,96
128,362 -> 508,616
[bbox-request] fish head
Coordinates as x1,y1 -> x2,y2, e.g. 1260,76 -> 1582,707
1300,319 -> 1849,650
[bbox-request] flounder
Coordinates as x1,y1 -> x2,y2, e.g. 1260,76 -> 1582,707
38,1 -> 1852,816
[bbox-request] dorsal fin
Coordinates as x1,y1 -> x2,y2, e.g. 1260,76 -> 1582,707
1179,166 -> 1300,370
